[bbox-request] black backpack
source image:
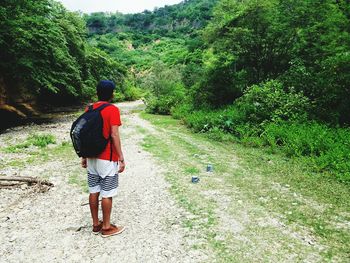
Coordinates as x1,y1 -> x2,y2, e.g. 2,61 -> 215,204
70,104 -> 113,160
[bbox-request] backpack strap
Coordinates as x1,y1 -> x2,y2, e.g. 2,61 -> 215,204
98,103 -> 114,162
96,103 -> 112,112
110,137 -> 113,162
87,103 -> 112,112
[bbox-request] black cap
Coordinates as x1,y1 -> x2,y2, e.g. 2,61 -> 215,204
97,80 -> 116,92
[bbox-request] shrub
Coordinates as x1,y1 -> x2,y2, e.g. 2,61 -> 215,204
113,92 -> 125,102
262,122 -> 331,156
141,62 -> 186,114
123,86 -> 143,101
172,79 -> 349,183
261,121 -> 350,183
181,80 -> 310,133
112,80 -> 144,102
146,82 -> 185,114
171,102 -> 193,120
176,94 -> 350,183
235,80 -> 311,124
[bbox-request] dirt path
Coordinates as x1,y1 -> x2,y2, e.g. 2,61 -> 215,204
0,101 -> 206,263
137,114 -> 350,262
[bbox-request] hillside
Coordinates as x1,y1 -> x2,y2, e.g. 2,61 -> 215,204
84,0 -> 219,37
83,0 -> 219,80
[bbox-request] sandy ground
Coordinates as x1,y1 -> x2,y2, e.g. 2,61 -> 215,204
0,101 -> 205,263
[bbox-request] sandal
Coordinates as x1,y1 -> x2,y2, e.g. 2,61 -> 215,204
92,221 -> 103,235
101,225 -> 126,238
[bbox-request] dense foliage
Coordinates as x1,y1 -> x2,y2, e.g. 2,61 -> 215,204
197,0 -> 350,123
0,0 -> 126,106
83,0 -> 350,182
141,62 -> 185,114
84,0 -> 218,38
178,0 -> 350,183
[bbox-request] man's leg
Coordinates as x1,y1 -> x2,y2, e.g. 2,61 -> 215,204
101,197 -> 112,229
89,192 -> 100,226
99,164 -> 125,236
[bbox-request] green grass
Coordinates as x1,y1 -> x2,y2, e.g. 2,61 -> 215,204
135,125 -> 148,134
51,141 -> 76,159
184,166 -> 200,175
0,138 -> 75,170
140,113 -> 350,261
4,134 -> 56,153
0,134 -> 58,169
2,135 -> 88,193
178,105 -> 350,184
68,170 -> 89,193
30,134 -> 56,147
141,111 -> 179,127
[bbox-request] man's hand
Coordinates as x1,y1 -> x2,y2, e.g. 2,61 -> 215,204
81,158 -> 87,168
111,125 -> 125,173
118,160 -> 125,173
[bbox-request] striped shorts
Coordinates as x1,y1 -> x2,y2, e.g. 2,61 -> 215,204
87,159 -> 119,198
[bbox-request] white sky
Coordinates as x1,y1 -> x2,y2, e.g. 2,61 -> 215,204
58,0 -> 183,14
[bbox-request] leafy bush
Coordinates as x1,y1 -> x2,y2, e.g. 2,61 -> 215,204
112,84 -> 143,102
262,122 -> 333,156
182,106 -> 350,183
175,80 -> 349,183
261,122 -> 350,183
182,80 -> 310,132
141,62 -> 186,114
122,81 -> 144,101
182,106 -> 242,133
235,80 -> 311,124
146,82 -> 185,114
113,92 -> 125,102
171,103 -> 193,120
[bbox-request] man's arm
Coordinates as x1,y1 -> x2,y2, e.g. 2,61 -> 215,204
111,125 -> 125,173
81,158 -> 87,168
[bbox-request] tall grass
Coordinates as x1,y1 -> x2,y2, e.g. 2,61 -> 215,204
174,107 -> 350,183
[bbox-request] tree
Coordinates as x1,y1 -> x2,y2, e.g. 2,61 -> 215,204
0,0 -> 127,107
196,0 -> 350,124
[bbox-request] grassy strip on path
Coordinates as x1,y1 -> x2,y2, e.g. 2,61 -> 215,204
140,112 -> 350,262
0,133 -> 88,192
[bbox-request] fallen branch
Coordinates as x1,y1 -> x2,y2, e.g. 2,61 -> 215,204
0,182 -> 25,187
0,176 -> 54,187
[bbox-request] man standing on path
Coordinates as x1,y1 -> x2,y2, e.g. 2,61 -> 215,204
81,80 -> 126,237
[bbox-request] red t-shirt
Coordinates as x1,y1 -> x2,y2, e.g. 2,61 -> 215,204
86,101 -> 122,161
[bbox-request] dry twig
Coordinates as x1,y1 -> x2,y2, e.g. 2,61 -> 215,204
0,176 -> 54,187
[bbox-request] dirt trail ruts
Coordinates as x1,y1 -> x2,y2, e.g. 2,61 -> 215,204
0,100 -> 206,263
